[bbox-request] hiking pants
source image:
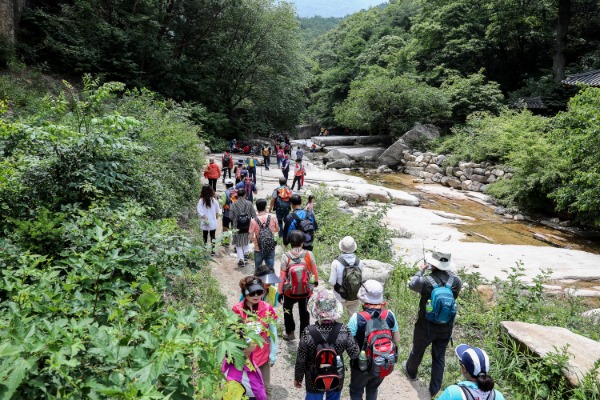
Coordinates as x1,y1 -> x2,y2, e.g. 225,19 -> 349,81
291,176 -> 302,190
405,320 -> 452,396
254,250 -> 275,271
208,179 -> 217,192
283,295 -> 309,335
248,166 -> 257,183
263,155 -> 270,169
282,168 -> 289,181
259,362 -> 272,400
202,229 -> 216,247
277,156 -> 283,168
222,167 -> 231,179
349,367 -> 384,400
306,391 -> 341,400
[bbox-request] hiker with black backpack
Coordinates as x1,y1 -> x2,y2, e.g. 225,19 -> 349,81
277,230 -> 319,341
268,177 -> 292,238
249,198 -> 279,271
222,150 -> 234,181
329,236 -> 364,317
230,188 -> 257,267
402,249 -> 462,398
294,290 -> 360,400
348,280 -> 400,400
283,194 -> 318,251
437,344 -> 505,400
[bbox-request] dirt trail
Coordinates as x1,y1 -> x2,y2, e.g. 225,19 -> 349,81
208,155 -> 431,399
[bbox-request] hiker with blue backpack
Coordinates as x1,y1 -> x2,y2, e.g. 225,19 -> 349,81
437,344 -> 505,400
348,280 -> 400,400
283,194 -> 318,251
294,290 -> 360,400
403,249 -> 463,398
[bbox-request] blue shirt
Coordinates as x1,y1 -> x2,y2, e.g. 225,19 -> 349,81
437,381 -> 505,400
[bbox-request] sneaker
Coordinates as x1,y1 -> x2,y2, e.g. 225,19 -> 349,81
402,361 -> 418,381
282,331 -> 295,341
237,259 -> 245,268
244,253 -> 250,260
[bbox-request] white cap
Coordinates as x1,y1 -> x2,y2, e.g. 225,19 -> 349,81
338,236 -> 357,253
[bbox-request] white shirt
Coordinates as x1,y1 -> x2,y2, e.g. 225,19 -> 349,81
328,253 -> 364,301
197,198 -> 221,231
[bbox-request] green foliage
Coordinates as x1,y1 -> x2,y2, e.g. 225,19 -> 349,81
0,35 -> 15,68
298,16 -> 342,44
334,73 -> 450,137
311,187 -> 394,265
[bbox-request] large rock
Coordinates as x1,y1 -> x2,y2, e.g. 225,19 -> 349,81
325,181 -> 420,207
312,136 -> 358,146
327,158 -> 355,169
501,321 -> 600,386
400,124 -> 441,148
325,149 -> 352,160
379,139 -> 409,168
361,260 -> 395,283
326,147 -> 386,162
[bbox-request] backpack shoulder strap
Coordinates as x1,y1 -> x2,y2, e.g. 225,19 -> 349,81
425,275 -> 439,288
445,273 -> 455,288
359,311 -> 371,322
326,322 -> 343,344
458,385 -> 476,400
292,212 -> 302,226
308,325 -> 326,346
379,309 -> 389,320
266,215 -> 271,225
337,256 -> 349,267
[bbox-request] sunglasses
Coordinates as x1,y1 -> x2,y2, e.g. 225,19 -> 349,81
247,290 -> 265,297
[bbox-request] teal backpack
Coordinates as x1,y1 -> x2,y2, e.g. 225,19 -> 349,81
425,274 -> 457,324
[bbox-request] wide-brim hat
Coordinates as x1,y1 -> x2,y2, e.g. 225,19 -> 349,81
425,249 -> 455,271
455,344 -> 490,377
308,290 -> 343,321
358,280 -> 384,304
339,236 -> 357,253
255,266 -> 281,284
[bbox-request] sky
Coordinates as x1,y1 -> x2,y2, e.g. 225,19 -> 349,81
290,0 -> 388,18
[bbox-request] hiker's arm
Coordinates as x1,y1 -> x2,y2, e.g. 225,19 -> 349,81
248,220 -> 258,249
268,323 -> 278,366
344,326 -> 360,360
408,269 -> 426,293
282,216 -> 291,246
328,260 -> 338,287
294,332 -> 308,385
389,311 -> 402,348
277,255 -> 288,294
268,196 -> 276,212
308,253 -> 319,283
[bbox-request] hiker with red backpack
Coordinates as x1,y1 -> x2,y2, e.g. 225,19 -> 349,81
232,276 -> 278,400
291,159 -> 306,191
277,230 -> 319,341
283,194 -> 318,251
403,249 -> 462,398
329,236 -> 364,317
222,150 -> 234,181
348,280 -> 400,400
294,290 -> 360,400
230,188 -> 257,267
249,198 -> 279,271
269,177 -> 292,237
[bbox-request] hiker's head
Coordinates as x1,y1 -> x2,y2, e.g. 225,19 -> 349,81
288,230 -> 305,247
339,236 -> 357,254
209,158 -> 214,164
244,175 -> 251,183
358,280 -> 384,305
279,177 -> 287,186
308,290 -> 343,323
456,344 -> 495,391
425,248 -> 455,271
255,265 -> 281,288
224,178 -> 234,188
307,195 -> 315,203
239,276 -> 265,305
290,194 -> 302,207
200,184 -> 214,205
256,198 -> 267,212
237,188 -> 246,198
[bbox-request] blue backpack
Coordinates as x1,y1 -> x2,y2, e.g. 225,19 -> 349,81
425,274 -> 457,324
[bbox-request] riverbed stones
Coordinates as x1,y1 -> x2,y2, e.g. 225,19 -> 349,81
582,309 -> 600,324
379,139 -> 410,167
500,321 -> 600,386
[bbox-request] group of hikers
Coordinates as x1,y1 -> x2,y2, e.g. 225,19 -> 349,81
199,150 -> 504,400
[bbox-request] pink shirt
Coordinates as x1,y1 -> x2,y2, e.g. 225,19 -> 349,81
249,212 -> 279,252
231,300 -> 277,367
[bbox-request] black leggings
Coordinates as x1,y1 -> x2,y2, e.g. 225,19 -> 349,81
202,229 -> 216,247
208,179 -> 217,191
291,176 -> 302,190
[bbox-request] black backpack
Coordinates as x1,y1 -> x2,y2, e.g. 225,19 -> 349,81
292,212 -> 316,244
236,203 -> 251,233
335,257 -> 362,301
222,154 -> 231,167
256,216 -> 276,254
308,323 -> 343,392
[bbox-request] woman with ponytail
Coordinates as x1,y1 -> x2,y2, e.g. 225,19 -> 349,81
437,344 -> 505,400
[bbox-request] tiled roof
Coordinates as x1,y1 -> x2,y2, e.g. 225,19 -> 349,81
562,69 -> 600,87
513,96 -> 546,109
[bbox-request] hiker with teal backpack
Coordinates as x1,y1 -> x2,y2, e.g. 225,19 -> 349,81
329,236 -> 364,317
403,249 -> 462,398
283,194 -> 318,251
348,280 -> 400,400
294,290 -> 360,400
438,344 -> 505,400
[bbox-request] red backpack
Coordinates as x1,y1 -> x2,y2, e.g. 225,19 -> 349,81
359,309 -> 398,378
308,323 -> 343,392
283,251 -> 313,298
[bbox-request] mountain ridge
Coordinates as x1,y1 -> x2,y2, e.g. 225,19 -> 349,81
290,0 -> 387,18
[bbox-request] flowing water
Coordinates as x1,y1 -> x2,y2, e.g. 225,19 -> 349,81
360,172 -> 600,255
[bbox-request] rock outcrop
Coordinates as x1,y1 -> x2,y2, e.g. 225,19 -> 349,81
325,181 -> 420,207
320,259 -> 395,284
501,321 -> 600,386
313,136 -> 389,147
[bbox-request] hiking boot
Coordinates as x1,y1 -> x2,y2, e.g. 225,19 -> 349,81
282,331 -> 295,341
402,361 -> 418,381
237,259 -> 245,268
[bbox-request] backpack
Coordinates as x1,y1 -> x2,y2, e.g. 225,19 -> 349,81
277,148 -> 284,158
283,251 -> 312,298
276,187 -> 292,209
307,323 -> 343,392
223,188 -> 237,211
236,204 -> 251,233
256,216 -> 276,254
425,274 -> 457,325
292,212 -> 315,244
359,309 -> 397,378
336,257 -> 362,301
222,154 -> 231,167
458,384 -> 496,400
263,148 -> 269,156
